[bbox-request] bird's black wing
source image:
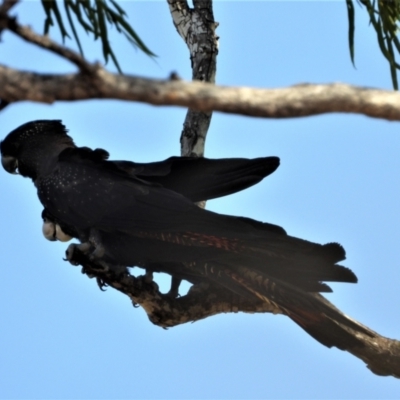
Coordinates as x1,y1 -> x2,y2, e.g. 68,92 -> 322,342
111,156 -> 280,202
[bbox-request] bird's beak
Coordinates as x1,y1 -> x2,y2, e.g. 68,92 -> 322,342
1,155 -> 19,174
42,218 -> 57,241
55,225 -> 72,242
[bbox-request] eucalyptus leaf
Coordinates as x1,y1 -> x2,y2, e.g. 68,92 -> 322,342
346,0 -> 356,66
39,0 -> 156,73
356,0 -> 400,89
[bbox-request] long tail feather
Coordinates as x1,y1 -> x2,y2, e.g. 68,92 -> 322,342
183,261 -> 374,349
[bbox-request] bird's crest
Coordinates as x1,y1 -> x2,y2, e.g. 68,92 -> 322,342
1,120 -> 70,156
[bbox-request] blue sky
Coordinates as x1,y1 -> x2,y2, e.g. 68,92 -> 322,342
1,1 -> 400,398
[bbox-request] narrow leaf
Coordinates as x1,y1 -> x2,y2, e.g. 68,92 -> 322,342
387,37 -> 399,89
64,0 -> 84,55
346,0 -> 356,66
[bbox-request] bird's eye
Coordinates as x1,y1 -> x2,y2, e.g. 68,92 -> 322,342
13,159 -> 19,174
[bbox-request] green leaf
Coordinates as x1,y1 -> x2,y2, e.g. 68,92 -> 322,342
387,36 -> 399,89
68,1 -> 94,34
109,0 -> 126,17
346,0 -> 356,67
41,0 -> 54,35
64,0 -> 84,55
359,0 -> 400,89
50,0 -> 70,41
95,0 -> 111,63
39,0 -> 156,72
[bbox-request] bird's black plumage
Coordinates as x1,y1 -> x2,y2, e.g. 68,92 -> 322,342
1,120 -> 373,349
112,155 -> 281,203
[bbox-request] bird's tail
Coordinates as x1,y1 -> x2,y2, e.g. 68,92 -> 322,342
236,265 -> 376,349
205,211 -> 357,291
197,262 -> 375,349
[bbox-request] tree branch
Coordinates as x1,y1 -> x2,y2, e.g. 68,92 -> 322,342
0,0 -> 18,36
2,64 -> 400,121
2,7 -> 400,122
167,0 -> 218,157
0,10 -> 95,73
0,0 -> 18,15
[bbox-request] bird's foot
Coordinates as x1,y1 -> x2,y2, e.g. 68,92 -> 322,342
64,242 -> 92,265
144,269 -> 153,283
88,243 -> 105,262
164,276 -> 182,298
64,241 -> 107,269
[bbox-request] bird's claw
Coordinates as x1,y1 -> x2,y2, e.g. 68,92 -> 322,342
96,277 -> 108,291
64,244 -> 79,265
64,242 -> 92,266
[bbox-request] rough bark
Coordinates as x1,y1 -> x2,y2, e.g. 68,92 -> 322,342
167,0 -> 218,157
2,64 -> 400,121
2,12 -> 400,122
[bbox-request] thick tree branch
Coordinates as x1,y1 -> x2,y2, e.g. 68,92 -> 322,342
2,64 -> 400,121
1,8 -> 400,122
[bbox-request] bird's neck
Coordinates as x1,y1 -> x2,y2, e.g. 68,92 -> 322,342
25,141 -> 74,181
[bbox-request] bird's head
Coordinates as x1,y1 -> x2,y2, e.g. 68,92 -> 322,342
1,120 -> 75,180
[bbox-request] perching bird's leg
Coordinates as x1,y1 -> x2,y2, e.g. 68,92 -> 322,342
65,229 -> 106,266
89,243 -> 105,261
144,269 -> 153,283
85,229 -> 107,263
166,276 -> 182,298
65,242 -> 92,265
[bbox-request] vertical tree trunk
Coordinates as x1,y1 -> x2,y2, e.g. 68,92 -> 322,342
167,0 -> 219,157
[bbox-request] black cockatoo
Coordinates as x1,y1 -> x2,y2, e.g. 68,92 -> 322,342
1,120 -> 372,349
